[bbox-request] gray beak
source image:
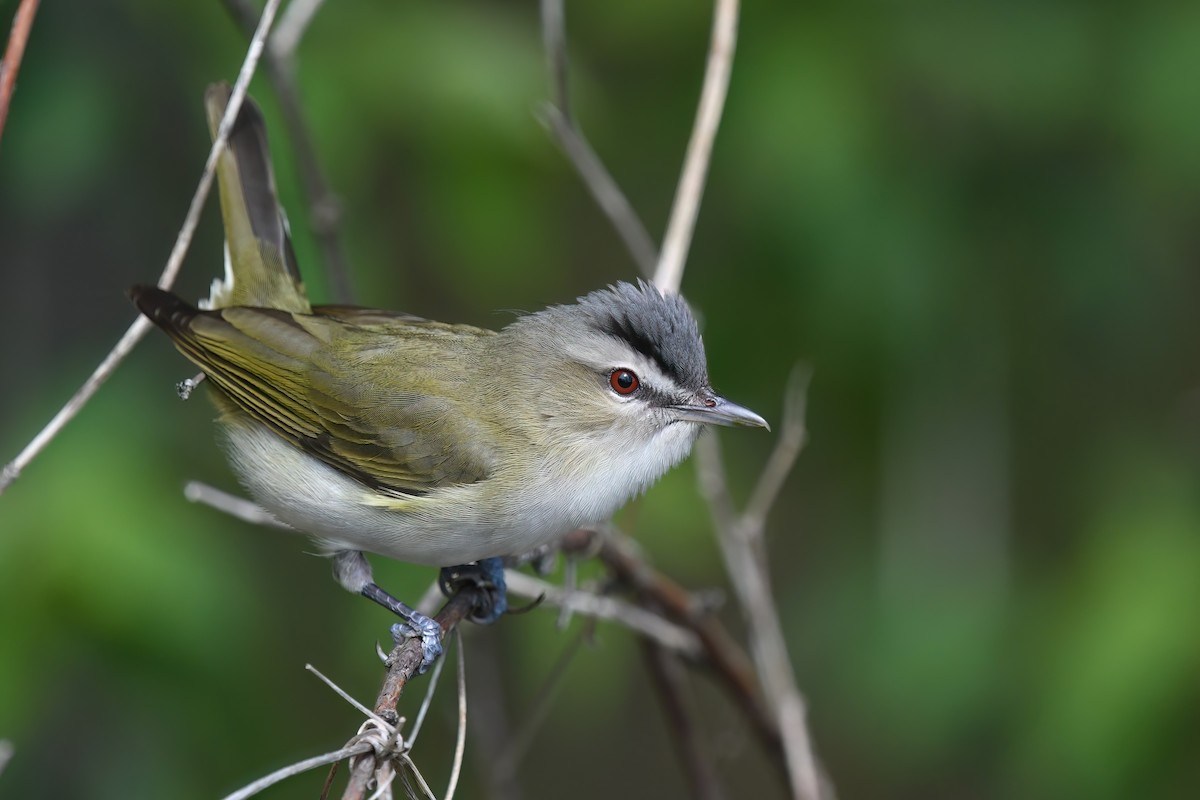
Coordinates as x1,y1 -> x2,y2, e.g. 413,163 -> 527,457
672,391 -> 770,430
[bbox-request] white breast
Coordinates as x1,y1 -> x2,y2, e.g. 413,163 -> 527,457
216,416 -> 700,567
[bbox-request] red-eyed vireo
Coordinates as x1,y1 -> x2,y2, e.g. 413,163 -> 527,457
130,85 -> 768,671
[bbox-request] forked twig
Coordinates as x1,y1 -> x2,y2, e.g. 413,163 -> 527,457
0,0 -> 284,496
697,366 -> 822,800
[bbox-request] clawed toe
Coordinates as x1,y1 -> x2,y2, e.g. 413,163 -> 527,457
391,614 -> 444,674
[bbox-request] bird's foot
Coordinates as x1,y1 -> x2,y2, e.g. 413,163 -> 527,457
389,615 -> 444,674
361,581 -> 443,674
439,557 -> 508,624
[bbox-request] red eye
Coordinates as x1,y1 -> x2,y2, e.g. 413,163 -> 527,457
610,368 -> 639,395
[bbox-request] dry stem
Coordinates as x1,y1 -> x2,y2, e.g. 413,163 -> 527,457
0,0 -> 40,149
0,0 -> 284,496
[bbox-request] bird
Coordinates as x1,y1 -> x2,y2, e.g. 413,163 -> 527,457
129,84 -> 768,671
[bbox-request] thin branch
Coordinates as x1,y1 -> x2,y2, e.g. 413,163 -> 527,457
271,0 -> 328,58
306,664 -> 390,728
0,0 -> 39,149
578,531 -> 787,771
744,365 -> 811,530
0,739 -> 12,779
221,742 -> 373,800
339,591 -> 478,800
221,0 -> 353,302
538,0 -> 658,277
373,591 -> 478,718
0,0 -> 283,496
653,0 -> 739,294
405,639 -> 450,747
696,372 -> 824,800
641,640 -> 726,800
443,631 -> 467,800
539,0 -> 570,120
494,620 -> 593,781
504,569 -> 701,657
184,481 -> 292,529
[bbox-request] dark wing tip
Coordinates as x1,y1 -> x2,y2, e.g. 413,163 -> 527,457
128,285 -> 199,332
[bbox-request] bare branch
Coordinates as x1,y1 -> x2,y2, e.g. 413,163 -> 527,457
0,0 -> 40,149
504,569 -> 701,657
744,364 -> 811,531
221,0 -> 353,302
654,0 -> 740,294
494,621 -> 593,781
184,481 -> 292,529
444,632 -> 467,800
406,640 -> 450,748
579,531 -> 788,771
697,371 -> 825,800
373,591 -> 478,718
641,640 -> 726,800
0,0 -> 283,496
221,741 -> 373,800
538,0 -> 657,277
539,0 -> 570,119
271,0 -> 328,58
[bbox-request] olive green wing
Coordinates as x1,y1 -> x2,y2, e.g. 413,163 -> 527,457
130,286 -> 495,496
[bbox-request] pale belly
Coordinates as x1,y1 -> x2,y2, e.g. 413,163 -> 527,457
217,418 -> 629,566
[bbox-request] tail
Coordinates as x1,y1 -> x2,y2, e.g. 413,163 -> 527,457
129,284 -> 203,340
202,83 -> 310,313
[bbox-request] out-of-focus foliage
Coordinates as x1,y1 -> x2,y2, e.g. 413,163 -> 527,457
2,1 -> 1198,798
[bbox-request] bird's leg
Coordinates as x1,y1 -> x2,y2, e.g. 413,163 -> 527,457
332,550 -> 443,674
439,557 -> 508,624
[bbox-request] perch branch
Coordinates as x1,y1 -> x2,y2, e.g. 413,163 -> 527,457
0,0 -> 283,496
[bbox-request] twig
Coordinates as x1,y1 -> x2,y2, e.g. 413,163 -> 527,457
494,620 -> 593,781
504,569 -> 700,656
653,0 -> 740,294
221,0 -> 353,302
271,0 -> 328,58
373,591 -> 478,718
583,531 -> 787,771
538,0 -> 657,277
405,640 -> 449,747
184,481 -> 292,529
444,631 -> 467,800
641,640 -> 726,800
0,739 -> 12,779
0,0 -> 39,149
221,741 -> 373,800
339,591 -> 478,800
696,369 -> 823,800
306,664 -> 389,727
0,0 -> 283,496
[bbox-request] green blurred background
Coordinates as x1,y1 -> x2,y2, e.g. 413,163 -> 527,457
2,0 -> 1199,797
